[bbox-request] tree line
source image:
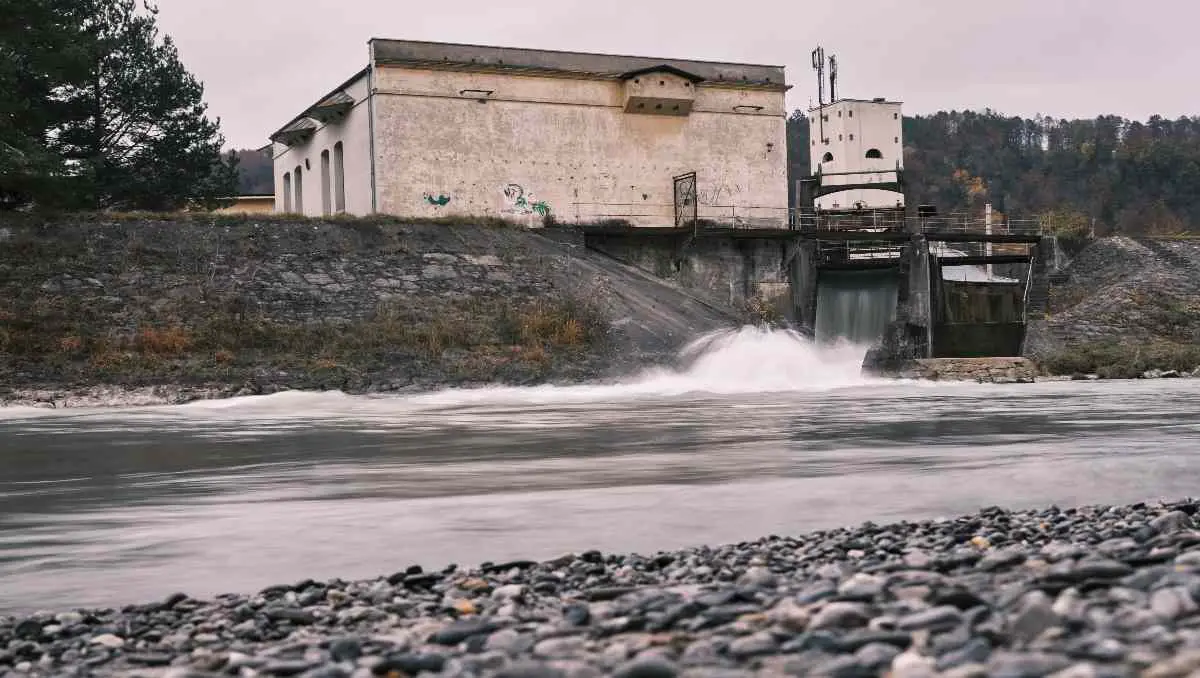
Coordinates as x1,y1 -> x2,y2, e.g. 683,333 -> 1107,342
788,109 -> 1200,235
5,0 -> 1198,229
0,0 -> 237,211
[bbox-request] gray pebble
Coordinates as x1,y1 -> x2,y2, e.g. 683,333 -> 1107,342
809,602 -> 872,630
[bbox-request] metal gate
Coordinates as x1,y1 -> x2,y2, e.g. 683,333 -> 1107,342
673,172 -> 697,229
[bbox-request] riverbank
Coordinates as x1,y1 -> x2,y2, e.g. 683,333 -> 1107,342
1025,236 -> 1200,379
1,497 -> 1198,677
7,359 -> 1200,409
0,214 -> 741,404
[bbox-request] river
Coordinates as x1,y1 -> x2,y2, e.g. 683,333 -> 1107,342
2,328 -> 1199,615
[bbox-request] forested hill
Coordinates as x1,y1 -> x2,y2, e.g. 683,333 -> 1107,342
233,110 -> 1200,236
789,110 -> 1200,235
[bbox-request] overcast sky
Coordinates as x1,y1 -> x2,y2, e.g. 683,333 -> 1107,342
155,0 -> 1198,150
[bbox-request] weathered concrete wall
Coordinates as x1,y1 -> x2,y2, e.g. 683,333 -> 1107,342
583,233 -> 792,311
272,74 -> 373,217
932,279 -> 1026,358
370,66 -> 788,226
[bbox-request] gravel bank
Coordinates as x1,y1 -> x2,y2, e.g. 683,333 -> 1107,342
4,499 -> 1200,677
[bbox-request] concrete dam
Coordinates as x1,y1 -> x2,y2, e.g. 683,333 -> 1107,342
577,220 -> 1054,368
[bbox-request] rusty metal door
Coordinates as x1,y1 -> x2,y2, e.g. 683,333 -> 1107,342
673,172 -> 697,229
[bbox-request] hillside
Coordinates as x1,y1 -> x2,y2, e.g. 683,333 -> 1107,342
1026,236 -> 1200,376
0,215 -> 740,405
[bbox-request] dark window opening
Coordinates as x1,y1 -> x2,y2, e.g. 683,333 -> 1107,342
333,142 -> 345,213
822,152 -> 834,162
866,148 -> 883,159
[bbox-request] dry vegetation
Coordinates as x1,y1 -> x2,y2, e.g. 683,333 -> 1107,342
1038,341 -> 1200,379
0,289 -> 612,387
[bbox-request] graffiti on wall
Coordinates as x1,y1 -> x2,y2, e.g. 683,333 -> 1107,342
502,183 -> 551,217
696,183 -> 744,206
423,192 -> 451,207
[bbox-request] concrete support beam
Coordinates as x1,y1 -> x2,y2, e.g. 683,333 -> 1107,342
789,239 -> 819,335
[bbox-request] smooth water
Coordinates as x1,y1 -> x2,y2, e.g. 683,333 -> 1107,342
814,269 -> 900,345
2,327 -> 1200,614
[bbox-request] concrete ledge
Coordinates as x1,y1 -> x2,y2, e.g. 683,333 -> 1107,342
875,357 -> 1039,383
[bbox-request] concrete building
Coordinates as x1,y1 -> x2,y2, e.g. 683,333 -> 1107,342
269,39 -> 790,226
806,98 -> 905,212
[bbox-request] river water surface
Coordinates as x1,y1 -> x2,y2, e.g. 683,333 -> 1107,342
3,328 -> 1199,614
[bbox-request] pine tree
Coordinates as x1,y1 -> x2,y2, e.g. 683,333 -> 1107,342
0,0 -> 92,207
33,0 -> 237,210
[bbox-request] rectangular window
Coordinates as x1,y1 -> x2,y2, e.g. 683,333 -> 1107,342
333,142 -> 345,213
320,150 -> 331,216
283,173 -> 292,212
295,166 -> 304,214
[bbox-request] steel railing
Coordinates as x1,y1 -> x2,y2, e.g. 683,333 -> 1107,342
568,203 -> 1049,236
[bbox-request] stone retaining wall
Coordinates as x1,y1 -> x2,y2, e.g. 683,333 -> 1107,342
879,357 -> 1039,383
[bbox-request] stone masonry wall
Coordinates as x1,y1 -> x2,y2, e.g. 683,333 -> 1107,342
0,215 -> 738,402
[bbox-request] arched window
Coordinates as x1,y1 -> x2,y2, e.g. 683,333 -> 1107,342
294,165 -> 304,214
822,152 -> 834,163
320,150 -> 331,216
865,148 -> 883,159
282,173 -> 292,212
333,142 -> 345,213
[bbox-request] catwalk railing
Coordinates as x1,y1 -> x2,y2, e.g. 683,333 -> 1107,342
569,202 -> 1047,236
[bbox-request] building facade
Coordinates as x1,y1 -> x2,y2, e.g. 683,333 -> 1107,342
269,40 -> 790,226
805,98 -> 905,212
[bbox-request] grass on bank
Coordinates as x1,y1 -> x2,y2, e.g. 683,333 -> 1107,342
0,291 -> 611,383
1038,341 -> 1200,379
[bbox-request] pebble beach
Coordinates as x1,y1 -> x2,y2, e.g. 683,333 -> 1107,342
4,499 -> 1200,678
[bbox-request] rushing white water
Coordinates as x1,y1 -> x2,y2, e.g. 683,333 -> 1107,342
0,326 -> 884,420
814,269 -> 899,347
367,325 -> 879,409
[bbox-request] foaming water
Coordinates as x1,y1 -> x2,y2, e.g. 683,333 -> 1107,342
0,326 -> 884,421
405,326 -> 879,409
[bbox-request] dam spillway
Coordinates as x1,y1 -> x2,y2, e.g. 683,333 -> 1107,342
574,223 -> 1053,366
813,268 -> 899,346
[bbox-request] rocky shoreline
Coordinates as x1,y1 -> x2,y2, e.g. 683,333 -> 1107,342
3,498 -> 1200,677
6,364 -> 1200,409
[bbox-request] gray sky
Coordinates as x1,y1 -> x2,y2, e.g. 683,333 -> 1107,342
156,0 -> 1199,150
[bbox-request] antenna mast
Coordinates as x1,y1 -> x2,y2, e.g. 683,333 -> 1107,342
828,54 -> 838,102
811,46 -> 826,106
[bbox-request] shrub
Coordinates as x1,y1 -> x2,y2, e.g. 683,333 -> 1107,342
1040,341 -> 1200,377
136,326 -> 191,356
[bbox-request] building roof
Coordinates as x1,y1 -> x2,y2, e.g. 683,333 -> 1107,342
809,97 -> 904,111
269,68 -> 369,145
370,38 -> 787,90
619,64 -> 706,84
269,41 -> 789,144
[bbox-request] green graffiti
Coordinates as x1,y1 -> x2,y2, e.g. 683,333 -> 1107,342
503,183 -> 551,217
423,193 -> 451,206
